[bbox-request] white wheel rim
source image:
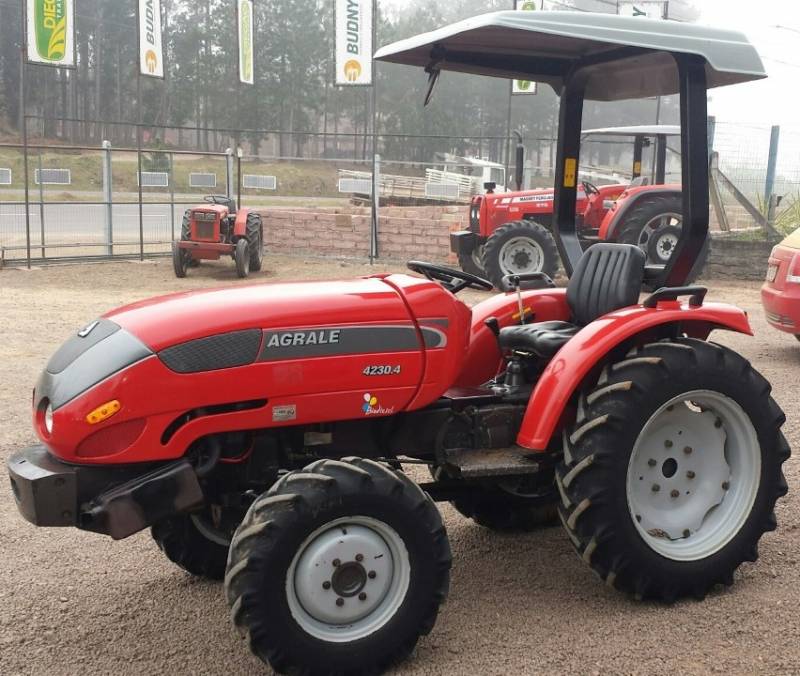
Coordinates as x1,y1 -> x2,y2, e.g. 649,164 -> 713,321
653,231 -> 680,263
637,213 -> 682,255
626,390 -> 761,562
286,516 -> 410,643
499,236 -> 544,275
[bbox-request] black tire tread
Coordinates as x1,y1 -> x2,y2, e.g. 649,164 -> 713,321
483,219 -> 559,289
556,337 -> 789,602
224,457 -> 451,675
151,514 -> 229,581
245,212 -> 264,271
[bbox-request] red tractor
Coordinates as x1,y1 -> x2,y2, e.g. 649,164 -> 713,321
452,125 -> 708,288
172,195 -> 264,278
7,13 -> 788,676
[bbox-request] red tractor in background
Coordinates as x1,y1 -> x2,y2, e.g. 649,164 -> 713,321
172,195 -> 264,278
452,126 -> 705,288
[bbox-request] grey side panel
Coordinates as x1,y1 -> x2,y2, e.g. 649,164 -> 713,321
159,329 -> 262,373
259,325 -> 422,361
46,319 -> 120,374
421,326 -> 448,349
36,330 -> 153,410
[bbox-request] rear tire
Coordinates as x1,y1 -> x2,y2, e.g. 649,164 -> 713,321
151,513 -> 230,580
225,458 -> 451,675
234,238 -> 250,278
483,220 -> 559,290
556,338 -> 789,601
246,212 -> 264,272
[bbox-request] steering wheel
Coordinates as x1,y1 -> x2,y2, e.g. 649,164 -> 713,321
204,195 -> 231,205
581,180 -> 600,196
407,261 -> 494,294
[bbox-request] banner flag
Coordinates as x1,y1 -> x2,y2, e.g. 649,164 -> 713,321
335,0 -> 373,86
138,0 -> 165,79
512,1 -> 539,94
238,0 -> 254,85
26,0 -> 76,67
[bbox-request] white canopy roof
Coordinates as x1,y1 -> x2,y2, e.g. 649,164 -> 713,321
374,11 -> 766,101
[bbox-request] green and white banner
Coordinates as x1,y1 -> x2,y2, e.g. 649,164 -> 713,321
26,0 -> 76,67
138,0 -> 164,78
238,0 -> 254,85
335,0 -> 373,86
512,0 -> 540,94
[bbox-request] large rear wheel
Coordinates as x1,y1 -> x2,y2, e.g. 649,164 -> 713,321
225,458 -> 451,675
556,338 -> 789,601
482,220 -> 559,290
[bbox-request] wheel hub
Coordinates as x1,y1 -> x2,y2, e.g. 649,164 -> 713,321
626,391 -> 761,561
287,517 -> 410,641
500,236 -> 544,274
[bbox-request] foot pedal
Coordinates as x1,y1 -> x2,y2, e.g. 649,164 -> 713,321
443,446 -> 541,478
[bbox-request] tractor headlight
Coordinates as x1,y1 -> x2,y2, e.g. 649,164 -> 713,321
44,403 -> 54,435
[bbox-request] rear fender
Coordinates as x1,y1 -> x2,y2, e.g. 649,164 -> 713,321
454,288 -> 570,387
599,186 -> 681,241
233,209 -> 251,237
516,301 -> 753,451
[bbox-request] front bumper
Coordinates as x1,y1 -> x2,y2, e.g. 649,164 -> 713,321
761,283 -> 800,334
8,445 -> 204,539
450,230 -> 480,256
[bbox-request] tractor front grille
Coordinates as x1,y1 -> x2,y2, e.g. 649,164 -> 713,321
194,222 -> 216,240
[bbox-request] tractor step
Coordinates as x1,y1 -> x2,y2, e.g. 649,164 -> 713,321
443,446 -> 541,478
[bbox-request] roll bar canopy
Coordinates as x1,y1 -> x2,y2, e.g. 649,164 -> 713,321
375,11 -> 766,288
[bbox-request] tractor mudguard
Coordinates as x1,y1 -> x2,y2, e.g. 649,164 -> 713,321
233,209 -> 250,237
454,288 -> 571,388
599,185 -> 681,241
515,301 -> 753,451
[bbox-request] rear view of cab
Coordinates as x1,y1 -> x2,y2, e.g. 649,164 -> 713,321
762,227 -> 800,337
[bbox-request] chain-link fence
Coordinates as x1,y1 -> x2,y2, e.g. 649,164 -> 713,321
1,117 -> 797,266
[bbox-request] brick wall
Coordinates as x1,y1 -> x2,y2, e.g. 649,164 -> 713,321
258,206 -> 467,263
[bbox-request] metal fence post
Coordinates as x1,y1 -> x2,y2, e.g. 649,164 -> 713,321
37,152 -> 45,259
765,125 -> 780,209
225,148 -> 234,199
370,153 -> 380,263
169,151 -> 176,240
102,140 -> 113,256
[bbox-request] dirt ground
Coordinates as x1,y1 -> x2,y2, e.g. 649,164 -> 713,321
1,255 -> 799,676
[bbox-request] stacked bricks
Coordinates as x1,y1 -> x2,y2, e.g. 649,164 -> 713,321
258,206 -> 468,264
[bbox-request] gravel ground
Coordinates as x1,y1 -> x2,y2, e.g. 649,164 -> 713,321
1,255 -> 799,676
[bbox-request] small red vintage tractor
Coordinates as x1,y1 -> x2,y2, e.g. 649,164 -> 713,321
453,125 -> 708,288
172,195 -> 264,278
7,12 -> 788,676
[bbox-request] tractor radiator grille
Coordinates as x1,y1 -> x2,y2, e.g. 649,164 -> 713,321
194,222 -> 216,240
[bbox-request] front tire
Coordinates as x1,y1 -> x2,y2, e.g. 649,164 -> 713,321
151,512 -> 231,580
234,238 -> 250,278
172,240 -> 188,278
225,458 -> 451,675
457,244 -> 485,277
556,338 -> 789,601
245,212 -> 264,272
482,220 -> 559,290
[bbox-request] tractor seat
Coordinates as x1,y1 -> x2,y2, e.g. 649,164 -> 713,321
498,243 -> 646,357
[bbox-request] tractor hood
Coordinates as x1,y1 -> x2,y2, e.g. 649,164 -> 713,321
103,277 -> 412,352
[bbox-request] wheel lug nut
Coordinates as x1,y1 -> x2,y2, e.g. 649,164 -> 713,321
322,581 -> 331,590
355,553 -> 364,562
332,558 -> 341,567
683,529 -> 690,538
648,459 -> 656,467
665,440 -> 673,448
722,481 -> 730,490
683,446 -> 693,455
368,571 -> 376,579
670,489 -> 680,498
686,470 -> 695,479
336,597 -> 344,607
652,484 -> 660,492
358,592 -> 367,601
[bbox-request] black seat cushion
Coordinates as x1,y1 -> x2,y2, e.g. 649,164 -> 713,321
566,243 -> 645,327
498,321 -> 579,358
497,244 -> 645,358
